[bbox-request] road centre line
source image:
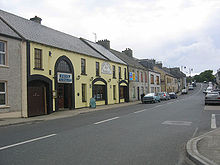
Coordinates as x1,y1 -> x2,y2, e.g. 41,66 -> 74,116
0,134 -> 57,151
94,117 -> 119,125
211,114 -> 217,129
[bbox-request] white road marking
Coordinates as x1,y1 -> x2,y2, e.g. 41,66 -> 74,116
166,102 -> 173,105
211,114 -> 217,129
162,121 -> 192,126
133,109 -> 146,114
94,117 -> 119,125
192,127 -> 198,138
155,105 -> 162,108
0,134 -> 56,151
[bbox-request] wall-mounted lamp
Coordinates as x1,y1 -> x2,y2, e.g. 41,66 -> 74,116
76,75 -> 81,80
49,51 -> 52,57
90,77 -> 93,81
108,78 -> 111,83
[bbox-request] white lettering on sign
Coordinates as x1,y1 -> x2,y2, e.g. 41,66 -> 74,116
101,62 -> 112,74
57,72 -> 72,83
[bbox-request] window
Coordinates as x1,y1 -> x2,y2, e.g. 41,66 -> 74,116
0,41 -> 6,66
81,58 -> 86,75
113,85 -> 116,100
156,76 -> 160,85
124,68 -> 127,79
137,71 -> 139,81
151,74 -> 154,84
112,65 -> 116,78
82,84 -> 86,102
145,72 -> 147,83
119,67 -> 121,79
93,85 -> 105,101
133,87 -> 136,98
141,72 -> 143,82
96,62 -> 100,76
34,48 -> 42,69
0,82 -> 6,106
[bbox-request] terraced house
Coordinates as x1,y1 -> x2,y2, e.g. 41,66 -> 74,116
96,39 -> 149,101
0,10 -> 128,117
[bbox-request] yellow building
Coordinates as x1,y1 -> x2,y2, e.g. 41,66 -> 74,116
1,10 -> 128,117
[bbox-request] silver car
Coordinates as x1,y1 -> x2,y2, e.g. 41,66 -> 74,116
205,92 -> 220,105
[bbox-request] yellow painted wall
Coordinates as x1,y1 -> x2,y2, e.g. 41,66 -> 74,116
29,42 -> 128,111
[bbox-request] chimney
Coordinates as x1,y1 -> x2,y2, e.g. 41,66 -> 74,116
30,16 -> 42,24
96,39 -> 110,49
156,61 -> 162,68
122,48 -> 133,57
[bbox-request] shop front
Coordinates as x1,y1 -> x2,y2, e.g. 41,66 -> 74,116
92,78 -> 107,105
119,80 -> 129,103
55,56 -> 75,111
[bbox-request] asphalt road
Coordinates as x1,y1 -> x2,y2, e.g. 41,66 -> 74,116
0,83 -> 219,165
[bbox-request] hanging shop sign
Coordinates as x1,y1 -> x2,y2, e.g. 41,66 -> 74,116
129,72 -> 137,81
101,62 -> 112,74
57,72 -> 72,83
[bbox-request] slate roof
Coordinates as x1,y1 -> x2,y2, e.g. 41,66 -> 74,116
109,49 -> 146,69
81,38 -> 126,65
0,18 -> 21,39
0,9 -> 106,60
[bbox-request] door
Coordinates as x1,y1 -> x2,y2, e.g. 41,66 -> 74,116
137,87 -> 140,100
28,87 -> 45,117
58,84 -> 64,109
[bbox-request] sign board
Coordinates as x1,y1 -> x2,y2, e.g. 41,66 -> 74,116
101,62 -> 112,74
129,72 -> 137,81
57,72 -> 72,83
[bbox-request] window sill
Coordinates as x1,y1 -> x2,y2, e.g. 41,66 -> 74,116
0,65 -> 9,68
81,73 -> 87,76
113,77 -> 116,79
34,68 -> 44,71
96,75 -> 101,78
0,105 -> 10,109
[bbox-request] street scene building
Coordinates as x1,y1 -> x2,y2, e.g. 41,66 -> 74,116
0,9 -> 186,118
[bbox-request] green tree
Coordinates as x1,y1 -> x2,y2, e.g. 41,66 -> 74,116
192,70 -> 215,82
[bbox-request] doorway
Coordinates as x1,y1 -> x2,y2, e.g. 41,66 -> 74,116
137,87 -> 140,100
57,83 -> 72,109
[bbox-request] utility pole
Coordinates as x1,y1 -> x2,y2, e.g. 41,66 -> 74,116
93,32 -> 97,42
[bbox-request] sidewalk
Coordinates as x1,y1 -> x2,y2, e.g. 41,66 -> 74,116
186,128 -> 220,165
0,101 -> 141,127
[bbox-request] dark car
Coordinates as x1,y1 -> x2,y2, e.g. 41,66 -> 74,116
142,93 -> 160,104
205,91 -> 220,105
169,92 -> 177,99
157,92 -> 170,100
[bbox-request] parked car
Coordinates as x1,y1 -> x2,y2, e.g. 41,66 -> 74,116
181,89 -> 188,94
157,92 -> 170,100
205,91 -> 220,105
203,86 -> 213,95
188,85 -> 194,90
169,92 -> 177,99
142,93 -> 160,104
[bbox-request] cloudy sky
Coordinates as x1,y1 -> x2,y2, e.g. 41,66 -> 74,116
1,0 -> 220,75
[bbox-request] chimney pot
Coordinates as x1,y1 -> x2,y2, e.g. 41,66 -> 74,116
30,16 -> 42,24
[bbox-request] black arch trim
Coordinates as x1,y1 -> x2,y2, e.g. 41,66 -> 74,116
54,56 -> 75,110
92,78 -> 108,105
118,80 -> 129,103
28,74 -> 53,114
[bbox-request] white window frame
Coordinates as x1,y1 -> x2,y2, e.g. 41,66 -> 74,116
0,82 -> 7,106
0,41 -> 6,66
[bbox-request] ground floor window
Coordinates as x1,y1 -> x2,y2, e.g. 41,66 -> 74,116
151,87 -> 154,93
0,82 -> 6,106
82,84 -> 86,102
113,85 -> 116,100
132,86 -> 135,98
93,85 -> 105,101
120,86 -> 126,99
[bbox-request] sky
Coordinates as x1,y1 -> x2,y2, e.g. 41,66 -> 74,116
1,0 -> 220,76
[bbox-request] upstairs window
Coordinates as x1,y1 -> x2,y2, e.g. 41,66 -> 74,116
119,67 -> 121,79
141,72 -> 143,82
112,65 -> 116,78
151,74 -> 154,84
145,72 -> 148,83
0,41 -> 6,66
137,71 -> 139,81
34,48 -> 42,69
96,62 -> 100,76
124,68 -> 127,79
81,58 -> 86,75
156,76 -> 160,85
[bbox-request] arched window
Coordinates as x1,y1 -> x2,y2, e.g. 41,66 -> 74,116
57,60 -> 70,72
